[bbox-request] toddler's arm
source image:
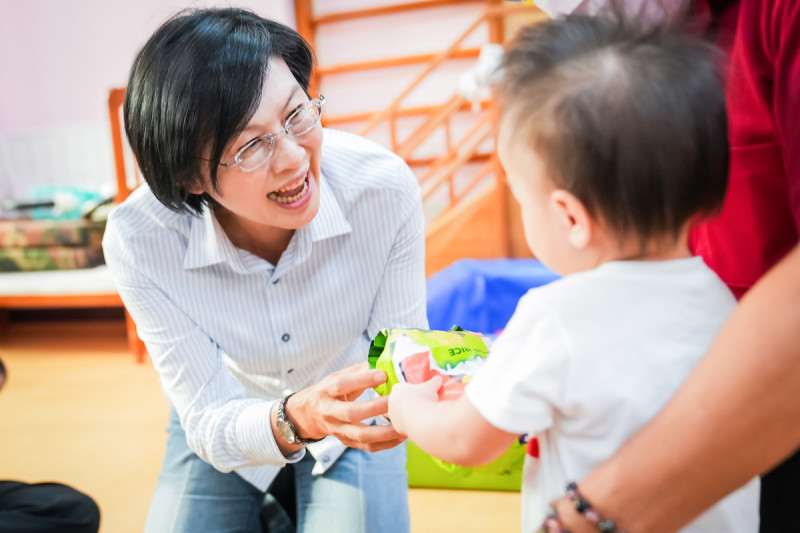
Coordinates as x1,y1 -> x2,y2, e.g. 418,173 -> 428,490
388,376 -> 519,466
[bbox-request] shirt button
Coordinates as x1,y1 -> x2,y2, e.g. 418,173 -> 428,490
322,455 -> 330,463
281,333 -> 290,342
272,278 -> 280,285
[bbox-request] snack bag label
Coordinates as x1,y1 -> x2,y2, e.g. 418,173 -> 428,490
368,327 -> 489,396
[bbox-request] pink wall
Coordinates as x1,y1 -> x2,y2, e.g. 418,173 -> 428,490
0,0 -> 293,132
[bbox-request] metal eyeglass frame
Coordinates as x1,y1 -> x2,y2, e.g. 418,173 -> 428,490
219,95 -> 325,172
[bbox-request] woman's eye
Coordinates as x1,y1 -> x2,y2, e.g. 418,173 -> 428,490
286,103 -> 306,123
239,138 -> 264,159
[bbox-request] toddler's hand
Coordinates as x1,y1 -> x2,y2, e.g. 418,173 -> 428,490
388,375 -> 443,435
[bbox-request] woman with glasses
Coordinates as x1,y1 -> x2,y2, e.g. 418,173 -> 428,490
103,8 -> 426,533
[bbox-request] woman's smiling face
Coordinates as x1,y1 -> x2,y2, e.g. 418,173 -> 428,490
192,56 -> 323,241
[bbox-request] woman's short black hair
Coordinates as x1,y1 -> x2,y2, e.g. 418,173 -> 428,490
124,8 -> 315,213
499,15 -> 729,249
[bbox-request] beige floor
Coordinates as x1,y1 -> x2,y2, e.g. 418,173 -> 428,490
0,320 -> 519,533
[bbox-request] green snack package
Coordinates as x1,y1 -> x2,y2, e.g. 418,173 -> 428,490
368,326 -> 526,477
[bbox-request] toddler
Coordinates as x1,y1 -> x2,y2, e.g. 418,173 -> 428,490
388,15 -> 759,533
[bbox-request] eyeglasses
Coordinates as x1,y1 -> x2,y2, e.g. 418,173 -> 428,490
220,96 -> 325,172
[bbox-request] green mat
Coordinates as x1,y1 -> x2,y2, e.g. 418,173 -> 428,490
406,441 -> 522,492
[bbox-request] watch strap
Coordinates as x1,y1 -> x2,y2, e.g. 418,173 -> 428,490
277,393 -> 323,445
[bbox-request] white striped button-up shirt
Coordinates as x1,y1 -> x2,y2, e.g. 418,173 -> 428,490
103,128 -> 428,490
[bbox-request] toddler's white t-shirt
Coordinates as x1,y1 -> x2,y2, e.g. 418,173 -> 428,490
466,257 -> 759,532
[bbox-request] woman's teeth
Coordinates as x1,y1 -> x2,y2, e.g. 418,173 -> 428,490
267,176 -> 308,204
278,176 -> 305,192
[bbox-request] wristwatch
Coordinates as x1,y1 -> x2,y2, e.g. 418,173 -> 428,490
275,393 -> 322,445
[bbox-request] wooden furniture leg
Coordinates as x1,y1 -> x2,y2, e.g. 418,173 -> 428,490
125,310 -> 146,364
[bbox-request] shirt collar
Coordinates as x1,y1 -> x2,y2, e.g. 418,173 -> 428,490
307,175 -> 351,243
183,176 -> 351,271
183,206 -> 248,272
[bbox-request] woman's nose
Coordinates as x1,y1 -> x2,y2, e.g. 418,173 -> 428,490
269,134 -> 305,173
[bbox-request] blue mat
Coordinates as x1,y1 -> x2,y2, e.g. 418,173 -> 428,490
427,258 -> 560,334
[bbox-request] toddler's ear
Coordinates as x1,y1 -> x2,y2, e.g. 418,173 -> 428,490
550,189 -> 593,249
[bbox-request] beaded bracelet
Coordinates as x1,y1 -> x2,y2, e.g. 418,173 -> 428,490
538,482 -> 629,533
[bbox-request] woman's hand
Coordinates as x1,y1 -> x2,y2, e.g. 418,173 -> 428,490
543,496 -> 607,533
284,362 -> 407,452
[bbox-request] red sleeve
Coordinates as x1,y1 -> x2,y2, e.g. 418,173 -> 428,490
690,0 -> 800,297
770,0 -> 800,229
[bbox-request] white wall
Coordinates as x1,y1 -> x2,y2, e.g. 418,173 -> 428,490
0,0 -> 294,131
0,0 -> 293,202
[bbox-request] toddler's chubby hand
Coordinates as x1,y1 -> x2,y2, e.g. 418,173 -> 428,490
387,375 -> 443,435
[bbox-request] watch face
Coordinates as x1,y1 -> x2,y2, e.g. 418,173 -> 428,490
277,418 -> 297,444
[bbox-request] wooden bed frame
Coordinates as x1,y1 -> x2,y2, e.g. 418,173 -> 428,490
0,88 -> 146,363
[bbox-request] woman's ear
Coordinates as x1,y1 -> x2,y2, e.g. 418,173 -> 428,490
550,189 -> 593,249
182,176 -> 206,196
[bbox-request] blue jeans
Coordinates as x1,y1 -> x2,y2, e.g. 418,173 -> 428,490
144,410 -> 409,533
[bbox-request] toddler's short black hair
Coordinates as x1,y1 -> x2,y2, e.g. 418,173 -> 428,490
499,15 -> 728,247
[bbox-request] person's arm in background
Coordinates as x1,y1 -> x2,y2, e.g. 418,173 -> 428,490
552,242 -> 800,532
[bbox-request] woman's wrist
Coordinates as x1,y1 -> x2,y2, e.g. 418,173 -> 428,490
270,399 -> 304,456
284,388 -> 326,441
541,483 -> 628,533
